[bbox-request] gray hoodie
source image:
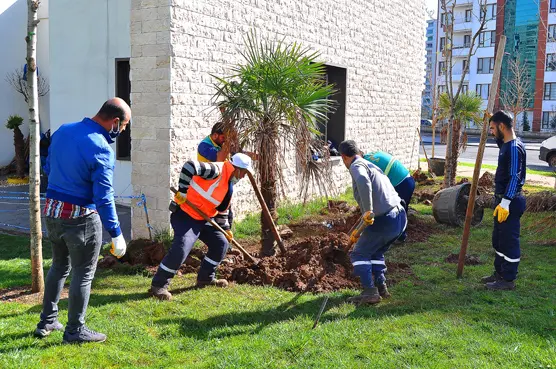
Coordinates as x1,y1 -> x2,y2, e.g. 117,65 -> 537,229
349,157 -> 401,216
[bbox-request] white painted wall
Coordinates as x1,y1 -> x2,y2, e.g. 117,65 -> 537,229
49,0 -> 132,202
0,0 -> 50,167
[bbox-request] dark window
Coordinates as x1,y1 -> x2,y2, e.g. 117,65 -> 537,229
551,0 -> 556,13
465,9 -> 472,22
479,31 -> 496,47
480,4 -> 497,21
440,37 -> 446,51
440,13 -> 446,27
476,84 -> 490,99
115,59 -> 131,161
541,112 -> 555,129
438,61 -> 446,76
462,84 -> 469,94
546,53 -> 556,71
477,57 -> 494,74
549,25 -> 556,41
464,34 -> 471,47
544,83 -> 556,100
317,65 -> 346,147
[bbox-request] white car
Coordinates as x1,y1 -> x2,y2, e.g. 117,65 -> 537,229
539,135 -> 556,167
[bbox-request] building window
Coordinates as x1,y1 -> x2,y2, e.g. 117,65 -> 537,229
544,83 -> 556,100
549,25 -> 556,42
465,9 -> 472,22
115,59 -> 131,160
441,12 -> 448,27
547,53 -> 556,71
479,31 -> 496,47
438,85 -> 446,94
438,61 -> 446,76
477,57 -> 494,74
480,4 -> 497,21
476,84 -> 490,99
440,37 -> 446,51
551,0 -> 556,13
542,111 -> 556,129
462,84 -> 469,94
316,65 -> 346,146
463,34 -> 471,47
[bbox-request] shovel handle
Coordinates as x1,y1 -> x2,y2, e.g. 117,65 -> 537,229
170,187 -> 258,264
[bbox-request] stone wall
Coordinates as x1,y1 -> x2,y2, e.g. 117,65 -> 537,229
130,0 -> 426,238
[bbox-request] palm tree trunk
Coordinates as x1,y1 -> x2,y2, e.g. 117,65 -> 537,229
448,120 -> 461,186
14,126 -> 26,178
258,123 -> 279,256
27,0 -> 44,293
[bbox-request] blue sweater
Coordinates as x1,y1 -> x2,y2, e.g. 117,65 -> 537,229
45,118 -> 121,238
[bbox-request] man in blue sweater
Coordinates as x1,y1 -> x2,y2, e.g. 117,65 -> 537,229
339,140 -> 407,305
482,111 -> 526,291
35,98 -> 131,343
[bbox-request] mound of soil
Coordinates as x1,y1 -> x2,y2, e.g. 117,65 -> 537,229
478,171 -> 494,191
412,169 -> 436,185
414,189 -> 436,203
525,191 -> 556,212
445,253 -> 482,265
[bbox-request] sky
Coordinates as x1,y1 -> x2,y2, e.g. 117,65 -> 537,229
426,0 -> 438,19
0,0 -> 17,15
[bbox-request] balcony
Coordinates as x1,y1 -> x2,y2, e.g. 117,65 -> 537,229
453,18 -> 472,33
451,69 -> 469,82
443,44 -> 471,58
454,0 -> 473,7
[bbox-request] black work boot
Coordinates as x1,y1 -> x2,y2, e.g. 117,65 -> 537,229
377,284 -> 391,299
196,278 -> 229,288
149,285 -> 172,301
481,272 -> 503,284
347,287 -> 382,306
34,320 -> 64,338
63,326 -> 106,344
485,280 -> 516,291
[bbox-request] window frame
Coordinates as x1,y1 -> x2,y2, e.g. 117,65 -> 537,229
115,58 -> 131,161
546,53 -> 556,71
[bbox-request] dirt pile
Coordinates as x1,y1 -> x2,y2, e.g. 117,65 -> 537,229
412,169 -> 436,185
445,253 -> 482,265
98,239 -> 166,269
478,171 -> 495,193
525,191 -> 556,212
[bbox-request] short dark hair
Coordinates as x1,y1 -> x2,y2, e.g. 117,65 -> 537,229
97,101 -> 126,122
338,140 -> 359,157
211,122 -> 225,135
489,110 -> 513,129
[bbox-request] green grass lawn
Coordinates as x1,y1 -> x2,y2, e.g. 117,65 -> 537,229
0,198 -> 555,368
418,158 -> 556,178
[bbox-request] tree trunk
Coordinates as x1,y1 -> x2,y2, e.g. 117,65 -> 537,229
447,120 -> 461,186
13,126 -> 26,178
443,112 -> 455,188
258,124 -> 279,257
27,0 -> 44,293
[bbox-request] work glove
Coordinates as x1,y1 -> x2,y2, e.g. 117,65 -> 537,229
224,230 -> 234,242
174,192 -> 187,205
363,211 -> 375,226
493,198 -> 510,223
110,234 -> 127,258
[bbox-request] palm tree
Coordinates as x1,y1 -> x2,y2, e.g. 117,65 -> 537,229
212,32 -> 336,256
438,92 -> 483,186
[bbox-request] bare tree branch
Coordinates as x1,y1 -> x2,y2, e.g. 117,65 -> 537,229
5,67 -> 49,104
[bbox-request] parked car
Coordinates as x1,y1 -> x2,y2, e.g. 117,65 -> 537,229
421,119 -> 432,126
539,135 -> 556,167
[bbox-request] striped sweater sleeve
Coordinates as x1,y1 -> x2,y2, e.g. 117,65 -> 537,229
178,161 -> 220,193
504,140 -> 522,200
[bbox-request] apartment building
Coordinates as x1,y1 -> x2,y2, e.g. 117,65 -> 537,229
436,0 -> 556,132
422,19 -> 438,119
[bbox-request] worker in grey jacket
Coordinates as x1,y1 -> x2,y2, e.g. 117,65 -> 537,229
339,140 -> 407,305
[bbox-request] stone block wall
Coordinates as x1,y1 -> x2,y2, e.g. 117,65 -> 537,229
131,0 -> 426,238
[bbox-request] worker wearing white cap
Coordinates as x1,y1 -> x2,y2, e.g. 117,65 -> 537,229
149,153 -> 253,301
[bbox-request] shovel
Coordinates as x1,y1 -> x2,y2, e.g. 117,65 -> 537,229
170,187 -> 260,265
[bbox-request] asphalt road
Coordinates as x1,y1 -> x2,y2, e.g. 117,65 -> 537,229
419,134 -> 552,172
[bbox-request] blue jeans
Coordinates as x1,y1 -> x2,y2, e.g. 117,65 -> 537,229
40,213 -> 102,333
394,176 -> 415,241
152,209 -> 229,288
492,195 -> 525,281
350,206 -> 407,288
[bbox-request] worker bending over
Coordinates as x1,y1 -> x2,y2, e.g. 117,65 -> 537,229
339,140 -> 407,305
149,153 -> 254,301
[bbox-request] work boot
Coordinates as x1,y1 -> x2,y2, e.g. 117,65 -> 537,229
481,272 -> 503,284
196,278 -> 229,288
485,280 -> 515,291
62,326 -> 106,344
377,284 -> 391,299
347,288 -> 382,306
34,320 -> 64,338
149,285 -> 172,301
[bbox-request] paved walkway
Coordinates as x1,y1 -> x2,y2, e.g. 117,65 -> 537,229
0,185 -> 132,243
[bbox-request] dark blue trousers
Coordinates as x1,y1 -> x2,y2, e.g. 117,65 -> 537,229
152,209 -> 229,288
492,195 -> 526,281
394,175 -> 415,241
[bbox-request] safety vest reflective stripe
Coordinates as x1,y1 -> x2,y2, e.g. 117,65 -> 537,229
370,260 -> 386,265
160,263 -> 177,274
204,256 -> 219,266
190,176 -> 222,206
384,157 -> 396,176
495,251 -> 520,263
352,261 -> 372,266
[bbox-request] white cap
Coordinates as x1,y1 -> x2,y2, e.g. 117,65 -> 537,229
230,153 -> 254,174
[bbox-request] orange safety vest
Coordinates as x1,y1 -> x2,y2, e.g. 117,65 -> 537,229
180,161 -> 235,220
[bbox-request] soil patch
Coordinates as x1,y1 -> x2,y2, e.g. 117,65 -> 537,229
0,286 -> 68,304
412,169 -> 435,185
414,189 -> 436,203
525,191 -> 556,212
445,253 -> 482,265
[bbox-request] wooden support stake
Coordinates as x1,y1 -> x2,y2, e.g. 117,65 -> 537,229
417,127 -> 436,178
457,35 -> 506,278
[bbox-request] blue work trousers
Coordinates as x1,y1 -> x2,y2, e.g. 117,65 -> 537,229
492,195 -> 525,281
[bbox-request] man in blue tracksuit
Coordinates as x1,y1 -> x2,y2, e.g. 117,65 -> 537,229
482,111 -> 526,291
35,98 -> 131,343
363,150 -> 415,241
339,140 -> 407,305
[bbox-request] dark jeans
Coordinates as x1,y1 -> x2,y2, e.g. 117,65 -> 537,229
40,213 -> 102,333
152,209 -> 229,288
394,176 -> 415,241
492,195 -> 526,281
